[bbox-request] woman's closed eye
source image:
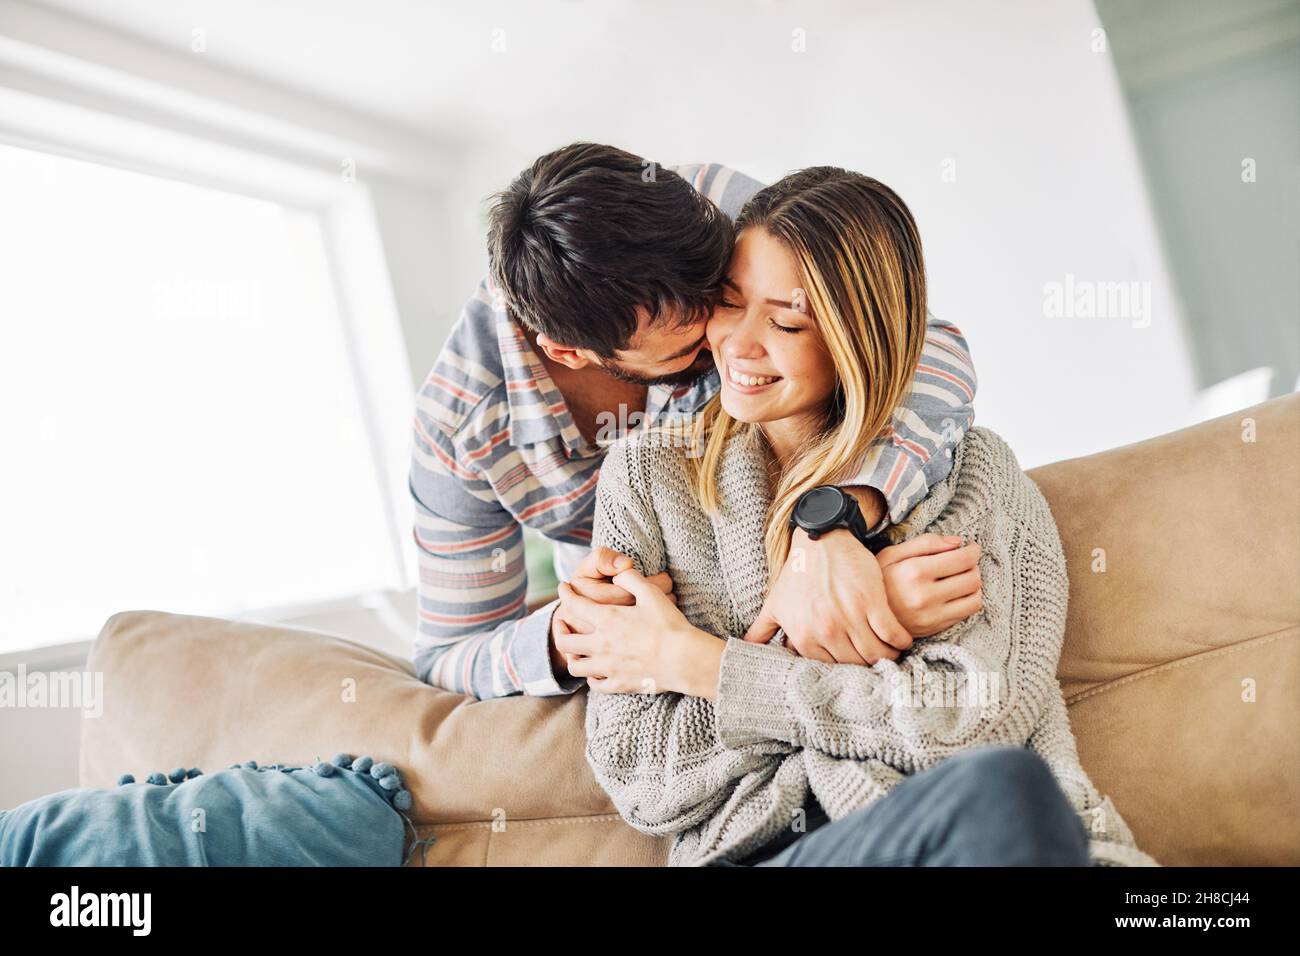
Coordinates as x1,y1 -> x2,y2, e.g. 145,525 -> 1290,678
768,316 -> 801,334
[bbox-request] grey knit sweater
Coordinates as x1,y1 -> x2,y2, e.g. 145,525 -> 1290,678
584,422 -> 1158,867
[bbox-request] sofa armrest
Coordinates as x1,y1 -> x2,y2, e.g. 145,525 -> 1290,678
80,610 -> 618,829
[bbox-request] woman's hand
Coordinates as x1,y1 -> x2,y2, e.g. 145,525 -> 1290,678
549,547 -> 675,677
556,569 -> 723,698
876,533 -> 983,637
744,528 -> 912,665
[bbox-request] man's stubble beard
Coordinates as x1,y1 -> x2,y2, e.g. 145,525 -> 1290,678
598,350 -> 717,388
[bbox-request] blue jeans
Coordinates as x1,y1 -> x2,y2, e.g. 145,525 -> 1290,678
713,745 -> 1091,867
0,757 -> 411,867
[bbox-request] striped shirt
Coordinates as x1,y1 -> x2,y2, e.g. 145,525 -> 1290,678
409,163 -> 978,699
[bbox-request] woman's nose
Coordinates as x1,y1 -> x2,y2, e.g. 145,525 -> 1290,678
709,307 -> 764,358
722,327 -> 766,362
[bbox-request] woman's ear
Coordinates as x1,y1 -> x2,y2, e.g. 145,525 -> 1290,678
536,333 -> 593,370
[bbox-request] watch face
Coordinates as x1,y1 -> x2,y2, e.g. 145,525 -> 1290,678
796,486 -> 846,529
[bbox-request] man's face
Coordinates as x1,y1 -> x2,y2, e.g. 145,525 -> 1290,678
592,308 -> 714,387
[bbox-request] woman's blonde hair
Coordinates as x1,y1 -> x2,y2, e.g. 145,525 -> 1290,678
689,167 -> 928,572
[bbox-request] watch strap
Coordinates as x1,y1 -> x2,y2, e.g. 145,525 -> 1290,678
792,486 -> 885,553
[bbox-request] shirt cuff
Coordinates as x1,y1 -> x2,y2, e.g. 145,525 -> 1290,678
864,513 -> 890,537
713,638 -> 802,749
834,481 -> 890,538
513,599 -> 586,697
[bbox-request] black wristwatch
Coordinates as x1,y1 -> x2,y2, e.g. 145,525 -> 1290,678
791,485 -> 890,554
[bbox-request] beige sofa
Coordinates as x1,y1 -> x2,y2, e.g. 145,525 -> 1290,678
80,395 -> 1300,865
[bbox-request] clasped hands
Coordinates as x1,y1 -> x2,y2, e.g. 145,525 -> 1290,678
550,529 -> 982,699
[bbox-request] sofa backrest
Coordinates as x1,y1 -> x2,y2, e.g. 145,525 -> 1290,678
1028,392 -> 1299,864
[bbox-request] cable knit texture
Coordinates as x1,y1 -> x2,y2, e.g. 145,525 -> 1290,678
584,422 -> 1158,867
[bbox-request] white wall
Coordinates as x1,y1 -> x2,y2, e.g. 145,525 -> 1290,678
367,179 -> 459,389
425,0 -> 1199,468
21,0 -> 1203,463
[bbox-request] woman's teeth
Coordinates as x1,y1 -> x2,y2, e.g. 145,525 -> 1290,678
728,367 -> 781,387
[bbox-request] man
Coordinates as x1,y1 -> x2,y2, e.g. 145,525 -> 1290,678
410,143 -> 980,699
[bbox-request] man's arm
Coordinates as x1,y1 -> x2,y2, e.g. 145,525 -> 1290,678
717,490 -> 1060,767
409,291 -> 582,700
842,313 -> 978,534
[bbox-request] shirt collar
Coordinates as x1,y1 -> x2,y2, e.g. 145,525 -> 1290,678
494,308 -> 588,454
651,369 -> 720,421
492,296 -> 721,453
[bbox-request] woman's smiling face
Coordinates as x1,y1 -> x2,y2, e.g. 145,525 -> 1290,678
707,227 -> 838,426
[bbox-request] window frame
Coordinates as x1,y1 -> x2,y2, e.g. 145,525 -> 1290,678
0,65 -> 420,663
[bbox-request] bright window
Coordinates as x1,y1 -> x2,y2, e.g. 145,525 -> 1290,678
0,143 -> 399,653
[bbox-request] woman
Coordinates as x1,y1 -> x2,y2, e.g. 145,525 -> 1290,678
557,167 -> 1156,867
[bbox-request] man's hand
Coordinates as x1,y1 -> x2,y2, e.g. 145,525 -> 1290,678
745,527 -> 912,665
548,547 -> 673,677
876,533 -> 982,637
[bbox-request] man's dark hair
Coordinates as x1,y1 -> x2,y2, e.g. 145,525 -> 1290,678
486,142 -> 734,357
